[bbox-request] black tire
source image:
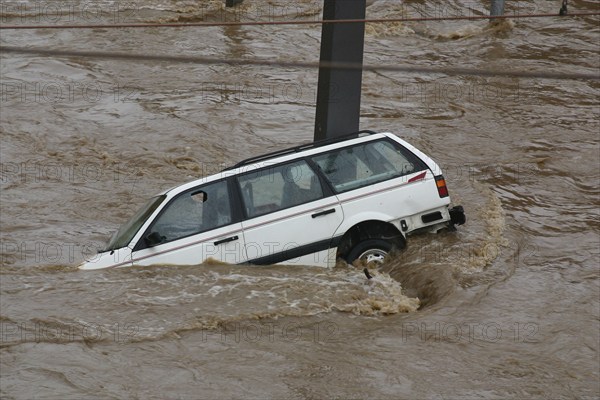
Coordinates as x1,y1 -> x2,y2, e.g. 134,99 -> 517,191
346,239 -> 393,266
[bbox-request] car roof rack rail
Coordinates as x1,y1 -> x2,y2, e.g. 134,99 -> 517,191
223,130 -> 379,171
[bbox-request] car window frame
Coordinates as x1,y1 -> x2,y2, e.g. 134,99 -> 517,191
309,138 -> 429,194
235,158 -> 335,220
133,177 -> 242,251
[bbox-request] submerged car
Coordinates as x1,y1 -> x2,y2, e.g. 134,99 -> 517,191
79,130 -> 465,270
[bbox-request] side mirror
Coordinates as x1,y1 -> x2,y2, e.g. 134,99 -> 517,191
144,231 -> 165,247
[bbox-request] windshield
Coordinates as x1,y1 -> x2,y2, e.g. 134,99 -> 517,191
102,195 -> 165,252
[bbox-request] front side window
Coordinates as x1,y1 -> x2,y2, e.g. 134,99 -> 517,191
311,139 -> 427,193
146,180 -> 232,245
238,160 -> 324,219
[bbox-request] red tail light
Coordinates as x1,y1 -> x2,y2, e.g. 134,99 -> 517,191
435,175 -> 449,198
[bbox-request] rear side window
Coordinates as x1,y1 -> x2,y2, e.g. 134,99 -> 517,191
238,160 -> 324,219
311,139 -> 427,193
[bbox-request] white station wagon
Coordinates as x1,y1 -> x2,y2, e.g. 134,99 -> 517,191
79,131 -> 465,270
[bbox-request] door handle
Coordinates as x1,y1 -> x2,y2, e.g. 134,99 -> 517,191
214,235 -> 239,246
311,208 -> 336,218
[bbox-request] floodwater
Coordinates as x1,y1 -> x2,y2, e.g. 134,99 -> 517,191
0,0 -> 598,398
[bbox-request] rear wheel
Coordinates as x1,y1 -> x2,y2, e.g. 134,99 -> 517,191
346,239 -> 393,267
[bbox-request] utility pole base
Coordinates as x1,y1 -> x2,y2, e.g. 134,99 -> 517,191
225,0 -> 243,7
314,0 -> 367,141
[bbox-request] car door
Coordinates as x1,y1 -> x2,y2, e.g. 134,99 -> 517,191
237,159 -> 344,267
130,178 -> 247,266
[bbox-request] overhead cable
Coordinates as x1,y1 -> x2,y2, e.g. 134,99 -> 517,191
0,12 -> 599,30
2,46 -> 598,81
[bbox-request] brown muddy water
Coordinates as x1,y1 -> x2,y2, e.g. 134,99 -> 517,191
0,0 -> 599,399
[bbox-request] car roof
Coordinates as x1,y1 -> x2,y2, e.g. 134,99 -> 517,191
222,130 -> 379,171
162,130 -> 401,196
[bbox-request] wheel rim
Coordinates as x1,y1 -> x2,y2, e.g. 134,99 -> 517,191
357,248 -> 388,265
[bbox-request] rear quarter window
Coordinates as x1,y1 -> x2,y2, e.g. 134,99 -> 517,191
311,139 -> 427,193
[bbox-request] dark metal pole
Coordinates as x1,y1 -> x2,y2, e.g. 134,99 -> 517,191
314,0 -> 367,141
225,0 -> 243,7
490,0 -> 505,17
